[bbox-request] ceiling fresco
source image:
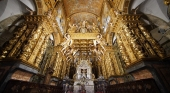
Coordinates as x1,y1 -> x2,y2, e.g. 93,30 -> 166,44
63,0 -> 103,24
63,0 -> 104,16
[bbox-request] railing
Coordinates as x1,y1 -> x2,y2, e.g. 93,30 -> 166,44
106,78 -> 161,93
3,79 -> 63,93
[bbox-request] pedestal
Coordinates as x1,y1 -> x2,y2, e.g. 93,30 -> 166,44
73,85 -> 94,93
74,80 -> 94,93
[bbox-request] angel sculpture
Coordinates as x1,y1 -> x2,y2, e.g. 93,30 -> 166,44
60,34 -> 73,53
93,34 -> 106,51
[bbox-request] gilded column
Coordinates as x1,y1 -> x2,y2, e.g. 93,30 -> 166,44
61,57 -> 67,79
116,33 -> 131,66
114,14 -> 166,67
123,25 -> 146,60
34,35 -> 49,67
119,27 -> 138,63
7,24 -> 32,58
52,52 -> 59,77
52,46 -> 63,78
97,60 -> 102,76
66,61 -> 71,76
18,15 -> 53,68
56,56 -> 63,78
105,52 -> 115,77
101,56 -> 107,79
0,23 -> 27,59
56,59 -> 61,78
134,27 -> 156,57
138,24 -> 166,58
110,52 -> 122,75
19,24 -> 43,62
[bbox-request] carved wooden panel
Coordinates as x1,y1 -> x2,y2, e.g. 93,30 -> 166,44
11,70 -> 33,81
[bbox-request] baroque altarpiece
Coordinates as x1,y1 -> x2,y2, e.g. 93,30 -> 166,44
0,0 -> 170,93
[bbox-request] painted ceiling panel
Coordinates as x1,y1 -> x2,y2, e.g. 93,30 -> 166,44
63,0 -> 104,17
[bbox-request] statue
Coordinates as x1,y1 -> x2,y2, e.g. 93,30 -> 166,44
68,23 -> 77,33
79,20 -> 88,33
81,69 -> 87,78
73,60 -> 94,93
61,34 -> 73,53
92,23 -> 100,33
93,34 -> 106,51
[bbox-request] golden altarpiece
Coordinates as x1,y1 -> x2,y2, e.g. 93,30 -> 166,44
0,0 -> 170,93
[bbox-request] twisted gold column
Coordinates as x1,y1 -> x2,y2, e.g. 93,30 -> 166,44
124,26 -> 146,59
114,15 -> 166,67
116,33 -> 131,66
0,23 -> 27,59
138,24 -> 166,58
56,57 -> 63,78
35,35 -> 49,67
105,52 -> 115,77
19,24 -> 43,62
61,57 -> 67,79
101,57 -> 107,79
110,52 -> 123,75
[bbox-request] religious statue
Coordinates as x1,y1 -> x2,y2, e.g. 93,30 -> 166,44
81,69 -> 87,78
93,34 -> 106,51
61,34 -> 73,53
78,20 -> 88,33
92,23 -> 100,33
68,23 -> 78,33
73,60 -> 94,93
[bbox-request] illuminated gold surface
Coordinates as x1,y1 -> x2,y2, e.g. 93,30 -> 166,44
0,0 -> 167,79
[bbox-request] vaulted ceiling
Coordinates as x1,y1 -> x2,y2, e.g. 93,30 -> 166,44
63,0 -> 103,24
0,0 -> 170,56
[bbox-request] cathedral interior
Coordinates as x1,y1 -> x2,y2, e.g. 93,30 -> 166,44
0,0 -> 170,93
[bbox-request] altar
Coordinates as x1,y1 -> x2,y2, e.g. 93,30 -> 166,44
73,60 -> 95,93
